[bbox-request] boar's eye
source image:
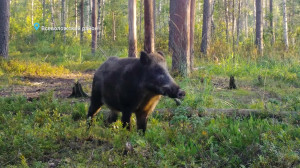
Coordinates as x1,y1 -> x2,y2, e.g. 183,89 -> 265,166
156,74 -> 169,85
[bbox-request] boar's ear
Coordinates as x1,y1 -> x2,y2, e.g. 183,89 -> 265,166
157,51 -> 165,57
140,51 -> 151,65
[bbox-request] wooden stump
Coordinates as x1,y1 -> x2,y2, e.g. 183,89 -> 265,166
229,75 -> 237,89
68,81 -> 89,98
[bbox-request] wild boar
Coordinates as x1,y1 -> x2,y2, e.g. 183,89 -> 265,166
87,51 -> 185,132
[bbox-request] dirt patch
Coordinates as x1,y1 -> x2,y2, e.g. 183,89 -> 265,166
0,72 -> 94,99
211,76 -> 280,104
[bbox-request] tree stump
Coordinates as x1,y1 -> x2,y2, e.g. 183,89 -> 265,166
68,81 -> 89,98
229,75 -> 237,89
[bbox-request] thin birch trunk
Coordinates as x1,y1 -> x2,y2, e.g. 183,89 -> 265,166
282,0 -> 288,49
128,0 -> 137,57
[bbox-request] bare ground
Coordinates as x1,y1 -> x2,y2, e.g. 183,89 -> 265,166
0,72 -> 94,99
0,74 -> 277,105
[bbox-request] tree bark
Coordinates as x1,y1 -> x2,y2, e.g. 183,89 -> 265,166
256,0 -> 263,54
61,0 -> 66,43
144,0 -> 155,53
86,0 -> 90,26
158,0 -> 161,29
210,0 -> 215,41
169,0 -> 191,76
232,0 -> 235,51
190,0 -> 196,71
236,0 -> 241,45
0,0 -> 10,59
224,0 -> 229,42
97,0 -> 101,39
153,0 -> 156,34
112,12 -> 116,41
43,0 -> 45,26
269,0 -> 275,45
282,0 -> 288,50
31,0 -> 34,26
50,0 -> 56,42
91,0 -> 97,54
80,0 -> 84,44
139,0 -> 143,40
128,0 -> 137,58
75,0 -> 78,36
66,0 -> 68,22
200,0 -> 211,55
245,0 -> 248,38
100,0 -> 105,41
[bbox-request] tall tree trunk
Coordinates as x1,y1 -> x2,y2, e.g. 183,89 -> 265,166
62,0 -> 66,43
245,0 -> 248,38
128,0 -> 137,58
86,0 -> 90,26
32,0 -> 34,25
75,0 -> 78,36
43,0 -> 45,26
0,0 -> 10,59
282,0 -> 288,50
200,0 -> 211,55
270,0 -> 274,45
232,0 -> 235,51
210,0 -> 215,41
170,0 -> 191,76
139,0 -> 143,40
100,0 -> 105,41
144,0 -> 155,53
80,0 -> 84,44
66,0 -> 68,22
225,0 -> 229,42
153,0 -> 156,34
158,0 -> 161,29
190,0 -> 196,71
97,0 -> 101,39
50,0 -> 56,42
236,0 -> 241,45
91,0 -> 97,54
112,12 -> 116,41
290,0 -> 295,45
256,0 -> 263,54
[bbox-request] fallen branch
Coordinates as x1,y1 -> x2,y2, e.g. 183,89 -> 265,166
153,108 -> 299,119
96,108 -> 298,120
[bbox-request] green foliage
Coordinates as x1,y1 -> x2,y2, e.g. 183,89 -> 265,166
0,91 -> 299,167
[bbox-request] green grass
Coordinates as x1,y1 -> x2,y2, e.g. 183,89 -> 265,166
0,93 -> 299,167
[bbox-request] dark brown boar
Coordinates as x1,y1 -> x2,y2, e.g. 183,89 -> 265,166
87,51 -> 185,132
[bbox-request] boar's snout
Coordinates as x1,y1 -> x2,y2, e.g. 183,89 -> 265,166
162,84 -> 185,99
177,89 -> 185,99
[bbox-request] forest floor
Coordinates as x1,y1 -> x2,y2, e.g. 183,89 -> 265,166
0,72 -> 280,105
0,56 -> 299,167
0,72 -> 94,99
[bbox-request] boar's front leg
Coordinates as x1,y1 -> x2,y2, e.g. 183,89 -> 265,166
136,113 -> 148,133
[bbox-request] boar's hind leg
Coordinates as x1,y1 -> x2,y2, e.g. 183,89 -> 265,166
87,89 -> 103,119
107,110 -> 119,124
121,111 -> 132,130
